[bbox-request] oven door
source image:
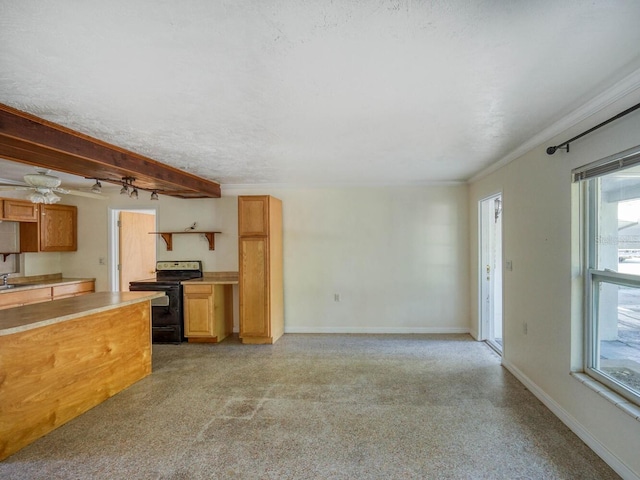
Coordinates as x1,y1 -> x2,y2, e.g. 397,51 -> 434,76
129,283 -> 184,344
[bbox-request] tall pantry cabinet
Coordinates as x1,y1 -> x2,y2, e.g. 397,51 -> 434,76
238,195 -> 284,344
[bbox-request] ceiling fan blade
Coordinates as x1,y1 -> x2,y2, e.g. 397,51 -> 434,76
0,178 -> 29,187
64,189 -> 106,200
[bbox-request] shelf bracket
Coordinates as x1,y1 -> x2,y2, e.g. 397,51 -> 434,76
203,232 -> 216,250
159,233 -> 173,251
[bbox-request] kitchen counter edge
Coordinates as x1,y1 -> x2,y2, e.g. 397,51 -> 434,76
0,291 -> 164,336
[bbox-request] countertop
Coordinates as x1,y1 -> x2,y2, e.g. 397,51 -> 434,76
0,291 -> 163,336
182,271 -> 239,285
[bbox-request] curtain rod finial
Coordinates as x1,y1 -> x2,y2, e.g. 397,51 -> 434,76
546,146 -> 557,155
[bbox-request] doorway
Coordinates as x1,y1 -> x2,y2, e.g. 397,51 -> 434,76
479,194 -> 503,353
109,208 -> 157,291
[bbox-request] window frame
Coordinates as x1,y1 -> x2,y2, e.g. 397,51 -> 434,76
583,172 -> 640,406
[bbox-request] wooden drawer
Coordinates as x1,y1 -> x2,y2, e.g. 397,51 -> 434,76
0,287 -> 52,309
184,284 -> 213,295
52,281 -> 95,299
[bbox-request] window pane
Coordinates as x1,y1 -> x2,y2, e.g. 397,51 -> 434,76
596,165 -> 640,272
595,281 -> 640,394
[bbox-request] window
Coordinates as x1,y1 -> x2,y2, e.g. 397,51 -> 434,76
576,146 -> 640,405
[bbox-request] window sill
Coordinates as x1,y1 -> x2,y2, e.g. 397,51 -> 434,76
571,372 -> 640,420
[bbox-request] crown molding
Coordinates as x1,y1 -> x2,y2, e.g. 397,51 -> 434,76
468,66 -> 640,184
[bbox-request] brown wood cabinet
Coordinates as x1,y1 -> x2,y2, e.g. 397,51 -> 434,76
0,286 -> 52,310
0,296 -> 152,460
52,281 -> 95,299
183,283 -> 231,342
1,198 -> 39,222
0,280 -> 95,310
20,203 -> 77,252
238,195 -> 283,344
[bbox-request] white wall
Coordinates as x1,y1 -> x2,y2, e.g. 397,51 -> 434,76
229,185 -> 470,333
469,91 -> 640,478
55,183 -> 470,334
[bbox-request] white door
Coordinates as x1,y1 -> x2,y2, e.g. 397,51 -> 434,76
480,194 -> 503,353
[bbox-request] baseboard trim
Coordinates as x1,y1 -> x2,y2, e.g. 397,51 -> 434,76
502,359 -> 639,480
283,326 -> 470,334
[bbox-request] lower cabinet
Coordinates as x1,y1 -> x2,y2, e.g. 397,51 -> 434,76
0,280 -> 95,310
183,284 -> 232,343
52,281 -> 95,299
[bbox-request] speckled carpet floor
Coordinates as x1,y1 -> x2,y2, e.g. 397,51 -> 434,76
0,334 -> 620,479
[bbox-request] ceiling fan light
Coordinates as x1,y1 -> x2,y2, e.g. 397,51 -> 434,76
91,180 -> 102,193
120,184 -> 129,195
130,188 -> 139,199
28,191 -> 46,204
150,191 -> 159,201
44,191 -> 61,204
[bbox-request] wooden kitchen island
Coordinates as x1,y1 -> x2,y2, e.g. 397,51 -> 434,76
0,291 -> 162,461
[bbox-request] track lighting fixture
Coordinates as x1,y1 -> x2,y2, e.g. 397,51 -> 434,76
89,176 -> 160,201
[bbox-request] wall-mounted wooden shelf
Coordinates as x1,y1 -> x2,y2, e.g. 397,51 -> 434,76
149,231 -> 221,251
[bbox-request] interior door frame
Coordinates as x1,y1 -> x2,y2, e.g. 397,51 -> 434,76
478,192 -> 504,352
108,207 -> 157,291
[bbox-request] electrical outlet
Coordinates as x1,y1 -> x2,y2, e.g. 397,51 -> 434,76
505,260 -> 513,271
99,257 -> 106,265
334,293 -> 341,302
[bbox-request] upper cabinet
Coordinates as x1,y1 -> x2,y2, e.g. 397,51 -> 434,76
0,198 -> 38,222
20,204 -> 77,252
238,196 -> 270,236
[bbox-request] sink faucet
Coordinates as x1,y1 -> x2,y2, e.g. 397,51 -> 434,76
1,274 -> 8,287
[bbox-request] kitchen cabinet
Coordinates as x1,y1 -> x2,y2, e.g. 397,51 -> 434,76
238,195 -> 283,344
0,286 -> 52,310
0,198 -> 38,222
0,292 -> 155,461
52,280 -> 95,299
0,280 -> 95,310
183,283 -> 230,342
20,203 -> 77,252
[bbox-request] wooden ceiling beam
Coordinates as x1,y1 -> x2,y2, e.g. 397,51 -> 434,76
0,103 -> 221,198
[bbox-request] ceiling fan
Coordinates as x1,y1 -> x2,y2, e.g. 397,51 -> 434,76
0,169 -> 104,204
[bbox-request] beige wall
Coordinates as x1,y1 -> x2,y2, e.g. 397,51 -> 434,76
469,91 -> 640,478
40,183 -> 470,334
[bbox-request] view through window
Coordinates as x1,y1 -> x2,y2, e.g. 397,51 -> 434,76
586,164 -> 640,404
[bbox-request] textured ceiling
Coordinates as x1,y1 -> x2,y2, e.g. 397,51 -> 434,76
2,0 -> 640,188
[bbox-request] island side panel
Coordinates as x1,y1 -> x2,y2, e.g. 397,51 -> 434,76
0,301 -> 152,461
